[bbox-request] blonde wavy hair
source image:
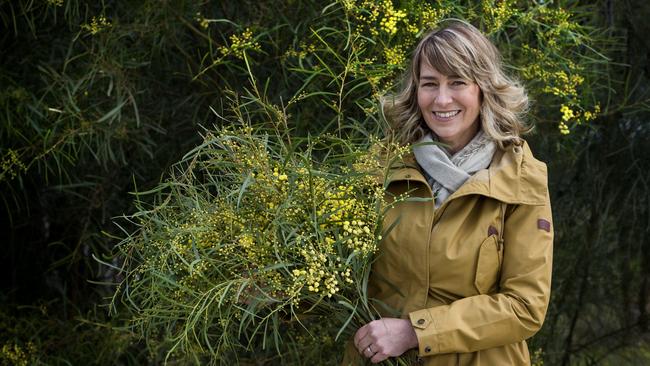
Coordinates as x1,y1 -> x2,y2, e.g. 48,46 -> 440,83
382,20 -> 530,149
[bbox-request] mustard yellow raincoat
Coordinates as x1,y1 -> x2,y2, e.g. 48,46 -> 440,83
344,141 -> 553,365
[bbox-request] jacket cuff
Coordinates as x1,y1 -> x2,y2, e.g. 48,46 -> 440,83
409,307 -> 443,356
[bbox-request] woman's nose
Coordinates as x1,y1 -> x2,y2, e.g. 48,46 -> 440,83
434,87 -> 453,106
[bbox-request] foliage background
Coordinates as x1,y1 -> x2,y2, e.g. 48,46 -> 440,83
1,0 -> 649,365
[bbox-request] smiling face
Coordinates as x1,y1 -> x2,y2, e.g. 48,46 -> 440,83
417,61 -> 481,154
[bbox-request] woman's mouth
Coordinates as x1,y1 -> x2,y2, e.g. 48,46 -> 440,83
434,110 -> 460,119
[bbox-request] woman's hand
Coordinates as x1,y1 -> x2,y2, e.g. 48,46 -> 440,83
353,318 -> 419,363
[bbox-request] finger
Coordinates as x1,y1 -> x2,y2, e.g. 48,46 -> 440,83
363,346 -> 371,358
363,345 -> 378,359
353,325 -> 369,348
371,352 -> 388,364
357,340 -> 372,355
356,328 -> 376,353
357,333 -> 377,355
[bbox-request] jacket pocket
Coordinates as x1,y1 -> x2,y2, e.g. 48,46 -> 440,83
474,235 -> 503,294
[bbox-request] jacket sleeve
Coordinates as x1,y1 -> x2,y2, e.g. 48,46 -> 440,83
407,197 -> 553,356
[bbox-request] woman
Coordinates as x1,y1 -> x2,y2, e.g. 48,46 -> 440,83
344,20 -> 553,365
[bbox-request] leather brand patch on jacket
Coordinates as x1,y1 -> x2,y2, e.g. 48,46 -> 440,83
537,219 -> 551,232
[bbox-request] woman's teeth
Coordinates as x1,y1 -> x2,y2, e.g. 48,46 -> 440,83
435,111 -> 460,118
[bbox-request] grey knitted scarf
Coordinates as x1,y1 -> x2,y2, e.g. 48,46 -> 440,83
413,131 -> 496,208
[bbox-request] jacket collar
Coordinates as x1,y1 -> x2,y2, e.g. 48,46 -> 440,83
385,141 -> 548,205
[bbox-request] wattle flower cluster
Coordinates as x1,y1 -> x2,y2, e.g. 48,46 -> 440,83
116,127 -> 407,363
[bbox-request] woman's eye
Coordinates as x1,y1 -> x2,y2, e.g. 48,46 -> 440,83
421,82 -> 437,87
451,80 -> 467,86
